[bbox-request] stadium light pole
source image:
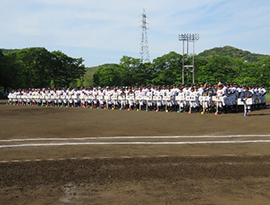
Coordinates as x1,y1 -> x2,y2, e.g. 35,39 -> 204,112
178,34 -> 199,85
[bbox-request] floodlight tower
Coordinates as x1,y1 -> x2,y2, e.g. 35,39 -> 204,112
140,9 -> 150,63
178,33 -> 199,84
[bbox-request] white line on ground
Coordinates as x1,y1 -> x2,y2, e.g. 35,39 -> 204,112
10,160 -> 20,163
2,139 -> 270,148
0,154 -> 269,164
1,135 -> 270,142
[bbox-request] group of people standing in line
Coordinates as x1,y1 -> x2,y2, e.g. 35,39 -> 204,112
7,83 -> 267,116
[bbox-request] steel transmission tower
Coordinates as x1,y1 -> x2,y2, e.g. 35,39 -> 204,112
140,9 -> 150,63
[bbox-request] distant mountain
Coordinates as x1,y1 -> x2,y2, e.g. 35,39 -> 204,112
198,46 -> 268,63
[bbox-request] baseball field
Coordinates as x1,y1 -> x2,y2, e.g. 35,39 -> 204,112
1,100 -> 270,204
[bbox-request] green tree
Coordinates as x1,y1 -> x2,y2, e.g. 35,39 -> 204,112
93,64 -> 122,87
50,51 -> 86,88
257,57 -> 270,87
9,47 -> 52,88
151,51 -> 182,85
119,56 -> 148,86
2,52 -> 23,90
0,50 -> 19,91
198,56 -> 236,84
194,56 -> 208,84
82,66 -> 98,87
2,48 -> 85,89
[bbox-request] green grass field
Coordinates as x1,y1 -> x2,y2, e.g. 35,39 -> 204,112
0,99 -> 7,102
266,93 -> 270,101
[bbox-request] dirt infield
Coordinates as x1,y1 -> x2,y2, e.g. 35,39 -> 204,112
1,103 -> 270,204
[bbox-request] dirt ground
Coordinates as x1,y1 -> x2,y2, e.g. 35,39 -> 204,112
1,102 -> 270,204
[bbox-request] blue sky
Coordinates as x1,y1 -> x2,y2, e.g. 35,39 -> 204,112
1,0 -> 269,67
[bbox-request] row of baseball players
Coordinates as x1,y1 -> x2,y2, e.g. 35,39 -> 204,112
7,83 -> 266,110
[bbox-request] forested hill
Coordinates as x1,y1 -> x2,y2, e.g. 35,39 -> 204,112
0,48 -> 20,54
198,46 -> 268,63
2,46 -> 268,63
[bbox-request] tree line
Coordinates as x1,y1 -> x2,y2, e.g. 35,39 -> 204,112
1,47 -> 269,92
92,51 -> 270,88
0,47 -> 85,91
